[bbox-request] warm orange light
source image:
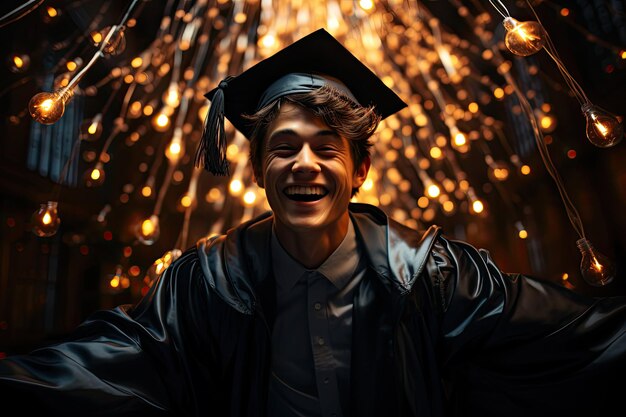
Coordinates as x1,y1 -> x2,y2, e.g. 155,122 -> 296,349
141,218 -> 155,236
503,17 -> 547,56
472,200 -> 484,213
417,196 -> 429,208
131,57 -> 143,68
426,184 -> 441,198
521,165 -> 531,175
180,195 -> 192,208
453,131 -> 467,146
359,0 -> 374,10
90,168 -> 101,180
243,190 -> 257,206
429,146 -> 443,159
42,212 -> 52,225
362,178 -> 374,191
229,179 -> 243,195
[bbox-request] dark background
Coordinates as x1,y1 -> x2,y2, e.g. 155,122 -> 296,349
1,0 -> 625,354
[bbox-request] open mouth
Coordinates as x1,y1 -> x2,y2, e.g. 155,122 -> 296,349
283,185 -> 329,202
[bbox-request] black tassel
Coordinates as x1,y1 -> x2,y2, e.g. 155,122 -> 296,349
195,79 -> 231,175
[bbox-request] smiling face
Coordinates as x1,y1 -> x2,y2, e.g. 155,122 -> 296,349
257,102 -> 370,237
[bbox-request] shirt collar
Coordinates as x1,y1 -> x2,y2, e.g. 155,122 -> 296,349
271,219 -> 361,292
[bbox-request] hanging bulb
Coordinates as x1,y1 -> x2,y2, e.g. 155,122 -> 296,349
581,103 -> 624,148
502,17 -> 547,56
485,156 -> 510,182
31,201 -> 61,237
85,162 -> 106,187
146,249 -> 183,283
576,238 -> 615,286
91,26 -> 126,55
165,127 -> 184,162
450,126 -> 470,153
8,54 -> 30,73
163,82 -> 181,108
28,89 -> 73,125
80,113 -> 104,141
136,214 -> 160,245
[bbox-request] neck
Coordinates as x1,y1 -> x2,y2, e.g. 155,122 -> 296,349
274,213 -> 350,269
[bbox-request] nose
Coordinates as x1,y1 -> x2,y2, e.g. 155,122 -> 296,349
292,144 -> 321,174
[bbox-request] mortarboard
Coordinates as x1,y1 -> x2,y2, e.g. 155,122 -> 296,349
196,28 -> 408,175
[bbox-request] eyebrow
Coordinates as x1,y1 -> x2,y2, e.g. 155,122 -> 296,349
267,128 -> 339,143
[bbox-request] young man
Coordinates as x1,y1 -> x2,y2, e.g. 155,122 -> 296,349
1,28 -> 625,417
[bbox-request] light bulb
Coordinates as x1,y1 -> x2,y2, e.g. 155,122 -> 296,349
502,17 -> 547,56
576,238 -> 615,287
165,127 -> 184,162
487,159 -> 510,182
450,127 -> 470,153
84,162 -> 106,187
91,26 -> 126,55
163,82 -> 181,107
28,89 -> 73,125
8,54 -> 30,73
80,113 -> 104,141
31,201 -> 61,237
581,104 -> 624,148
146,249 -> 183,283
136,214 -> 160,245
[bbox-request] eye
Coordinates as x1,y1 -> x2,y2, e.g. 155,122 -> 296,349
269,144 -> 297,155
316,145 -> 340,155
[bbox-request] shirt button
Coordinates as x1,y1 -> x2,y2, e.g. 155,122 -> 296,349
323,377 -> 330,384
317,337 -> 325,346
313,302 -> 322,310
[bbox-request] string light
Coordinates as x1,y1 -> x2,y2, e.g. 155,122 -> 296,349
8,54 -> 29,72
165,127 -> 184,162
80,113 -> 104,141
136,214 -> 160,245
576,238 -> 615,287
90,25 -> 126,55
31,201 -> 61,237
581,104 -> 624,148
28,88 -> 73,124
85,162 -> 106,187
502,17 -> 547,56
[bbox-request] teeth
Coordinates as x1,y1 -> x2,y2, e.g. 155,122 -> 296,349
284,185 -> 327,196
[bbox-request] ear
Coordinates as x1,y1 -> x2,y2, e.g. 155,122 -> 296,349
352,155 -> 370,188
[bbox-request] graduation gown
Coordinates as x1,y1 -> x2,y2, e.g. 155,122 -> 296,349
1,203 -> 625,416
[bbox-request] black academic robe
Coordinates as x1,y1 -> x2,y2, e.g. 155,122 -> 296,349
1,203 -> 625,417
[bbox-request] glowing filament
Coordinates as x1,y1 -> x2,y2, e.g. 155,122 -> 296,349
142,218 -> 155,236
91,168 -> 101,180
502,17 -> 547,56
88,121 -> 98,134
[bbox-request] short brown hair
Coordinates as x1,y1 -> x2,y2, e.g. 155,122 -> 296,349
244,85 -> 381,195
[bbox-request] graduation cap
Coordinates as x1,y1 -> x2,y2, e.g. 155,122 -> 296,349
196,28 -> 408,175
